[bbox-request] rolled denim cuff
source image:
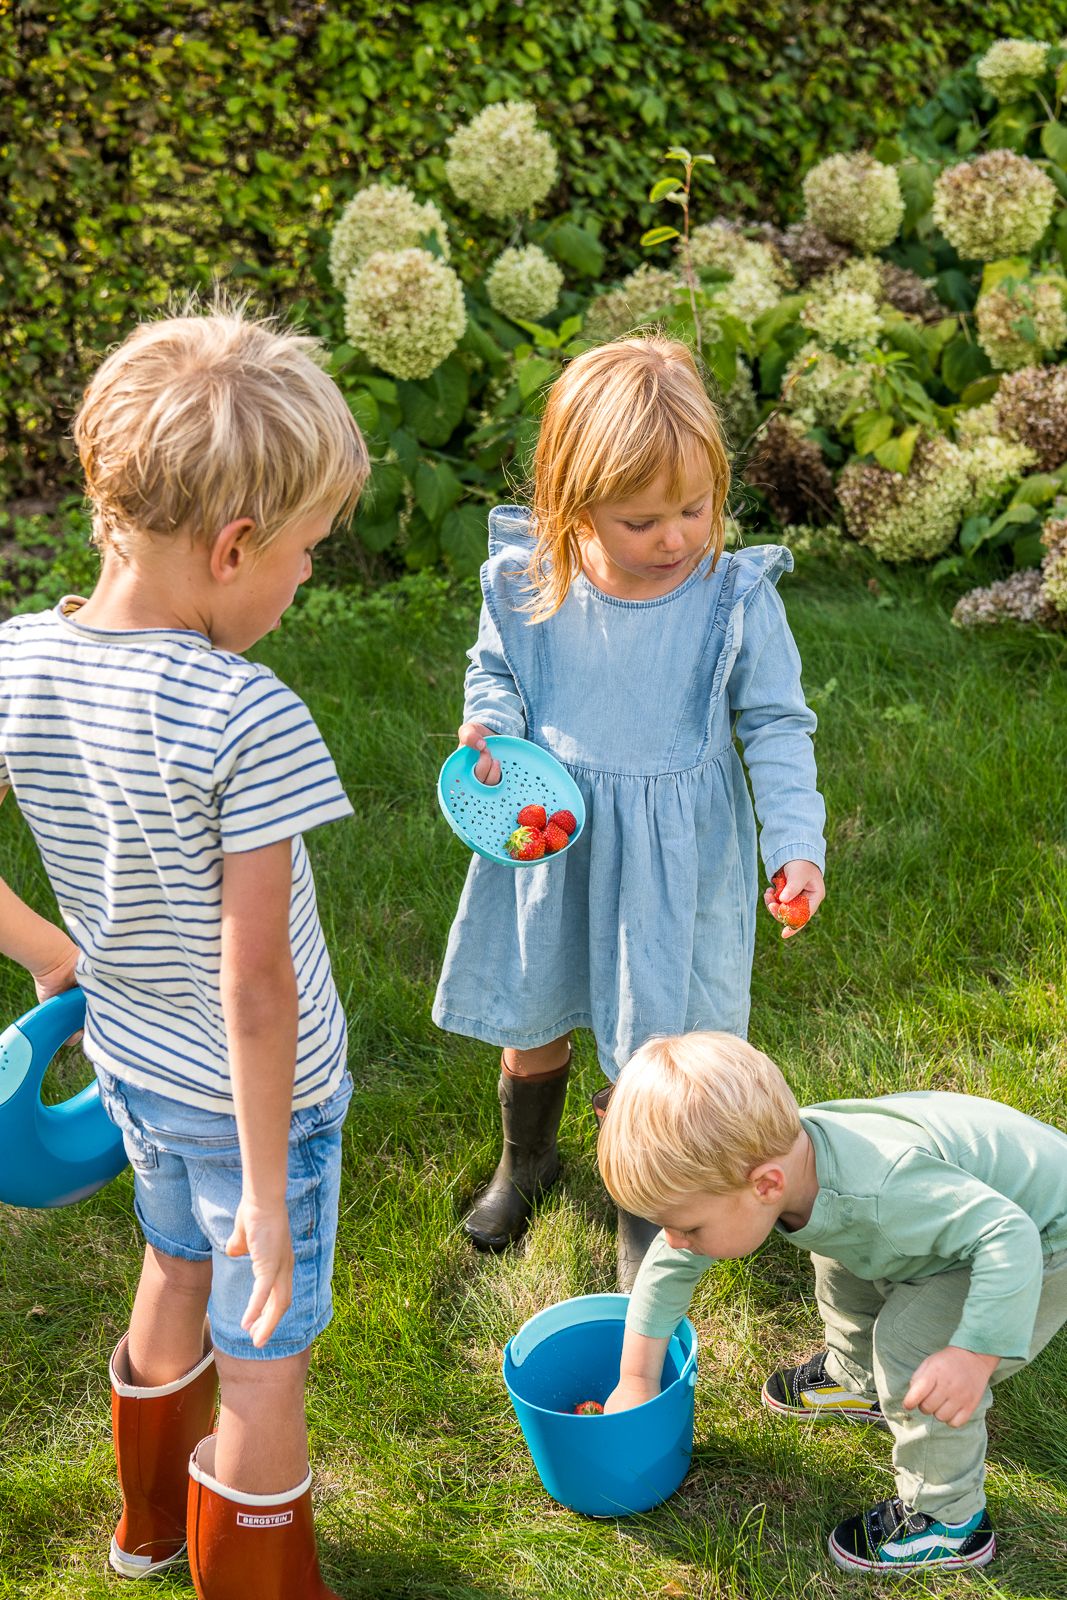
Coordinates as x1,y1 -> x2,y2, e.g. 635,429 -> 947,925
764,841 -> 826,878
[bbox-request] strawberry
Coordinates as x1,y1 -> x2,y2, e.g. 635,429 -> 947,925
506,826 -> 546,861
548,809 -> 577,836
543,820 -> 570,854
573,1400 -> 604,1415
769,868 -> 810,930
516,803 -> 547,830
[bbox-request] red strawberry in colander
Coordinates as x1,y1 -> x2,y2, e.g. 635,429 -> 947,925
543,821 -> 570,854
506,826 -> 546,861
548,809 -> 577,836
516,803 -> 547,830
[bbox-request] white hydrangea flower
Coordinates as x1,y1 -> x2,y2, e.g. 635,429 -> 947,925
343,248 -> 467,380
960,433 -> 1037,512
954,401 -> 1003,447
485,244 -> 564,322
975,275 -> 1067,369
783,342 -> 877,429
932,150 -> 1057,261
329,183 -> 450,289
976,38 -> 1050,102
1041,537 -> 1067,615
802,153 -> 905,253
583,265 -> 678,341
445,101 -> 558,219
837,434 -> 972,561
799,280 -> 883,355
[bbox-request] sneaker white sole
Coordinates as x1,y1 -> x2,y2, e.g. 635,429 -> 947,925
827,1530 -> 996,1572
108,1534 -> 187,1580
761,1382 -> 884,1424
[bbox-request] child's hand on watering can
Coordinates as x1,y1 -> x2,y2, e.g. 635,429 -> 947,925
32,934 -> 80,1003
457,722 -> 501,786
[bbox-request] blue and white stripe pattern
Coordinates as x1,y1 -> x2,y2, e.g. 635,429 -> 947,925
0,603 -> 352,1112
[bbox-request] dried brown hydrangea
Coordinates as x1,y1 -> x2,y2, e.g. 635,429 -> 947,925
743,415 -> 837,525
879,263 -> 942,324
994,365 -> 1067,470
951,568 -> 1062,629
775,222 -> 851,284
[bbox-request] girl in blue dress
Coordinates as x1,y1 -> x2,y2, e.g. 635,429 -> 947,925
433,335 -> 827,1286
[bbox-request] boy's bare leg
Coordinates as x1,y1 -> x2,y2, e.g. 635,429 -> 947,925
213,1347 -> 311,1493
503,1036 -> 571,1076
127,1245 -> 212,1385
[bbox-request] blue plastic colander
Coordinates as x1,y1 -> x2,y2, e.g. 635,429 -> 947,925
437,736 -> 585,866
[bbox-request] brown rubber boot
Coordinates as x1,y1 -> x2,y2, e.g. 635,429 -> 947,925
187,1437 -> 340,1599
463,1053 -> 570,1250
109,1333 -> 217,1578
591,1082 -> 661,1292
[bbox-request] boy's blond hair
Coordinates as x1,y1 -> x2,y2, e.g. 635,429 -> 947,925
598,1032 -> 802,1217
524,335 -> 731,621
74,301 -> 369,558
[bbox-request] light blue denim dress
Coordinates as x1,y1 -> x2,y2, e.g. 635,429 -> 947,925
432,505 -> 827,1080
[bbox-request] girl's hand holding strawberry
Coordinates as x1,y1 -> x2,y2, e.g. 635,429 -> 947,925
764,859 -> 825,939
458,721 -> 502,786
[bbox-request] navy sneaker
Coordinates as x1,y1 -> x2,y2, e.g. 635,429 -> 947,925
828,1496 -> 996,1571
761,1349 -> 883,1424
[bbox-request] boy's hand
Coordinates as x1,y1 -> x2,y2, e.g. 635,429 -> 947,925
903,1345 -> 1001,1428
457,722 -> 501,786
226,1197 -> 295,1349
32,938 -> 80,1004
604,1374 -> 660,1413
764,859 -> 825,939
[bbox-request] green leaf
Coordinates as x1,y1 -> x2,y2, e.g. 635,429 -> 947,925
897,160 -> 934,235
362,461 -> 405,520
649,176 -> 684,202
361,375 -> 399,403
980,257 -> 1029,295
941,335 -> 991,396
985,502 -> 1039,547
543,221 -> 605,278
986,108 -> 1031,153
852,410 -> 895,456
1042,121 -> 1067,168
640,225 -> 680,247
959,515 -> 990,554
1012,473 -> 1063,507
459,316 -> 508,369
664,146 -> 692,163
356,513 -> 400,553
517,355 -> 558,399
935,270 -> 976,313
389,429 -> 419,475
873,426 -> 919,475
752,295 -> 806,344
398,356 -> 469,447
1012,530 -> 1046,567
958,376 -> 1000,407
414,460 -> 443,521
348,390 -> 380,437
440,504 -> 489,573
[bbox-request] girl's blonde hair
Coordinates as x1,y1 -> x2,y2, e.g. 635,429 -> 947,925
597,1032 -> 802,1218
525,335 -> 731,620
74,298 -> 369,559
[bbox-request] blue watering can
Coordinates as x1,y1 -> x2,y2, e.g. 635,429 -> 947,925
0,988 -> 127,1207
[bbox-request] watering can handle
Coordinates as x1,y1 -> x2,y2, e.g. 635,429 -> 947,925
0,987 -> 86,1108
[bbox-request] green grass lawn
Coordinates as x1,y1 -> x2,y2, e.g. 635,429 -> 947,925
1,559 -> 1066,1600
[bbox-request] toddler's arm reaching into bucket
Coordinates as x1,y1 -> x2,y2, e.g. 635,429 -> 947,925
604,1329 -> 670,1413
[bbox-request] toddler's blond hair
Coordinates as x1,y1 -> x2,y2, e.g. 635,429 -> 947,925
598,1032 -> 802,1218
524,335 -> 731,620
74,300 -> 369,558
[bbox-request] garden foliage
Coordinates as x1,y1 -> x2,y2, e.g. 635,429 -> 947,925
2,0 -> 1062,508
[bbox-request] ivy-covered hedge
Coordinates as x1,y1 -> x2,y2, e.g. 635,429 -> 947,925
3,0 -> 1064,504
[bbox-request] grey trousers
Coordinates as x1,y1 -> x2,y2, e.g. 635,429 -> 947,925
815,1249 -> 1067,1523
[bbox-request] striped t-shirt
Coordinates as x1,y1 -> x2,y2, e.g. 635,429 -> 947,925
0,601 -> 353,1112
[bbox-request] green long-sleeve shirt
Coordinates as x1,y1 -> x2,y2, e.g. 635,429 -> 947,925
626,1091 -> 1067,1360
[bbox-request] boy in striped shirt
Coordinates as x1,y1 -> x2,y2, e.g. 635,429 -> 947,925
0,305 -> 368,1598
597,1032 -> 1067,1573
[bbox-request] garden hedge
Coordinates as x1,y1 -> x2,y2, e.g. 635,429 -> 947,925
3,0 -> 1066,503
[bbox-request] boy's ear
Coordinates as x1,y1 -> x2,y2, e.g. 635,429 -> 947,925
749,1161 -> 787,1204
209,519 -> 257,585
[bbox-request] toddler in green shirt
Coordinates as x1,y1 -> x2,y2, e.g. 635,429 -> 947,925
597,1031 -> 1067,1573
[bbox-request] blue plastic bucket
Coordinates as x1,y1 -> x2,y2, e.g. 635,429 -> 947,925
503,1293 -> 698,1517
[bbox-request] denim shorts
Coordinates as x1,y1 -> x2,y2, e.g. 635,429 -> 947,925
96,1068 -> 352,1361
